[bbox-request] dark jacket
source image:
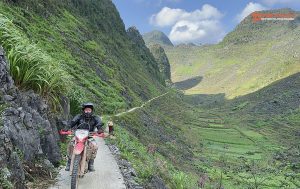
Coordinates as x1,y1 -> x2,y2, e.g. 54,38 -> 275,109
69,114 -> 104,132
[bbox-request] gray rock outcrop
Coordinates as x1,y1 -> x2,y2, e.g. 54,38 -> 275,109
0,46 -> 62,188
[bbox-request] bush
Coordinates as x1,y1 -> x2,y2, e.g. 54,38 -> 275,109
172,170 -> 197,189
0,14 -> 70,109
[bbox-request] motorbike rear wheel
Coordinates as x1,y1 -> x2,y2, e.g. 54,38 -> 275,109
71,154 -> 81,189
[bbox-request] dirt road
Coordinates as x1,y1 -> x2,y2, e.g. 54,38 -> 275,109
48,138 -> 126,189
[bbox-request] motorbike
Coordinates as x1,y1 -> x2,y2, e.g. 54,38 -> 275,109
60,123 -> 105,189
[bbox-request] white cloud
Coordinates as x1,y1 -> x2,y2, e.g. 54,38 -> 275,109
169,19 -> 225,44
150,4 -> 223,27
150,7 -> 185,27
236,2 -> 267,22
150,4 -> 225,44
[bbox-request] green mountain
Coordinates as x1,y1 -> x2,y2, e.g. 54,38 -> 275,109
0,0 -> 166,115
148,44 -> 171,83
0,0 -> 170,187
0,1 -> 299,189
157,9 -> 300,98
143,30 -> 174,47
223,8 -> 300,45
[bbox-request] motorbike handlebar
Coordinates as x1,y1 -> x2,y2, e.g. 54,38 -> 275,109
59,130 -> 105,138
60,130 -> 72,135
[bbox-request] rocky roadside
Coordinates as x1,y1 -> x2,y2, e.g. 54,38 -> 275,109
0,46 -> 68,188
107,143 -> 168,189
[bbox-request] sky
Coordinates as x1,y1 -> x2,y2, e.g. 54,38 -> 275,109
112,0 -> 300,45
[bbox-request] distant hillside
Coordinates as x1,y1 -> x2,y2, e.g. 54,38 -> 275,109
222,8 -> 300,45
164,9 -> 300,98
143,30 -> 174,47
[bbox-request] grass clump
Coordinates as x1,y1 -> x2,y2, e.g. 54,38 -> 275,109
107,123 -> 198,189
172,170 -> 197,189
0,14 -> 70,108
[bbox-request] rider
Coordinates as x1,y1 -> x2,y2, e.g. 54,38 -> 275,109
65,102 -> 104,172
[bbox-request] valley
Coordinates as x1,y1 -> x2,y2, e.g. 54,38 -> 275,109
0,1 -> 299,189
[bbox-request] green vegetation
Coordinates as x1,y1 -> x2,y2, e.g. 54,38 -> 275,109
107,123 -> 198,188
0,14 -> 69,108
148,44 -> 171,83
0,0 -> 165,114
0,103 -> 6,114
113,85 -> 300,188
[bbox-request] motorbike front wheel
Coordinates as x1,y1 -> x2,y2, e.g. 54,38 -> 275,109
71,154 -> 81,189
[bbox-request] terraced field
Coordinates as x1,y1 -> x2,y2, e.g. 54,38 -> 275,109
115,87 -> 300,188
183,109 -> 296,188
184,111 -> 266,159
175,89 -> 299,184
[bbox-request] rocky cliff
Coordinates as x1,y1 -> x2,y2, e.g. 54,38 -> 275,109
148,44 -> 171,84
126,26 -> 165,86
0,46 -> 64,188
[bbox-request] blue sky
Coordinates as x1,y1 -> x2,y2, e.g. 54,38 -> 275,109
112,0 -> 300,44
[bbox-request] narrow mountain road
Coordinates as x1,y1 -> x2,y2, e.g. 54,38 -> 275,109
115,92 -> 169,117
48,137 -> 126,189
49,92 -> 169,189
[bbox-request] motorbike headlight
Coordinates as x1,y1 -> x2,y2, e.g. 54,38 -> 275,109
75,129 -> 89,141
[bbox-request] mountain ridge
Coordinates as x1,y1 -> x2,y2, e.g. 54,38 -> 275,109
147,8 -> 300,98
143,30 -> 174,47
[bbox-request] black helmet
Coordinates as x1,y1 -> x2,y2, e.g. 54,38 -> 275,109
82,102 -> 94,111
82,102 -> 94,118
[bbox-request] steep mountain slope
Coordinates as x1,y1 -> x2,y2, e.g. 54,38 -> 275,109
0,0 -> 166,114
148,44 -> 171,83
0,0 -> 169,188
149,9 -> 300,98
143,30 -> 174,47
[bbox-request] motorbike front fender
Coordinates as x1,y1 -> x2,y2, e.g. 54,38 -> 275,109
74,142 -> 85,155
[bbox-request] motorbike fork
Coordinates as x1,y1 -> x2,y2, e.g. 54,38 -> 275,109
69,141 -> 88,176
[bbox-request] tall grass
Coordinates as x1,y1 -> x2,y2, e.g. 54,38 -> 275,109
106,123 -> 199,188
0,14 -> 70,109
172,171 -> 198,189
